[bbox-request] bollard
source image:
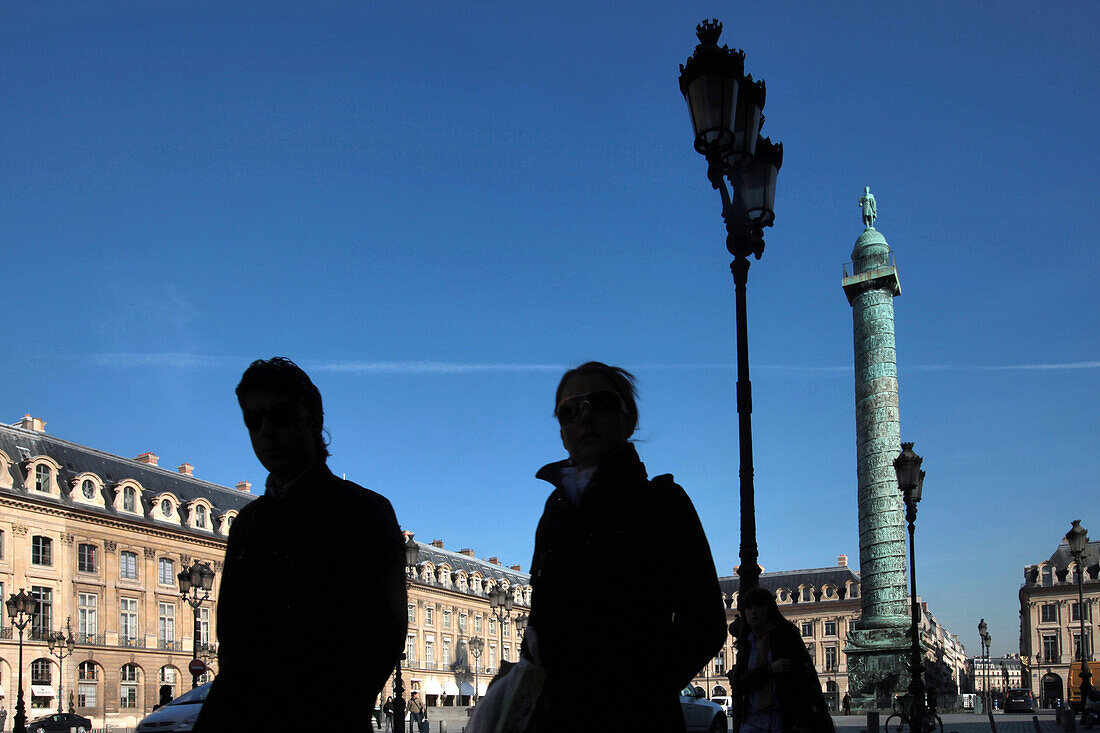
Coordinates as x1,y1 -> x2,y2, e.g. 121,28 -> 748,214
866,710 -> 880,733
439,721 -> 447,733
1033,714 -> 1043,732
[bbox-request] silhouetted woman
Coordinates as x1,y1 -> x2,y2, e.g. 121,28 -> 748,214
527,362 -> 727,731
734,585 -> 835,732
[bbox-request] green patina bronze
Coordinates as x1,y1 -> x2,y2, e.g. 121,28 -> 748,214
842,188 -> 913,710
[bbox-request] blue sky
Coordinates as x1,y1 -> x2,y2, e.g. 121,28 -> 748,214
2,0 -> 1097,658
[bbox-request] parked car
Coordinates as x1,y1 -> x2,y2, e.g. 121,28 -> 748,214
710,695 -> 733,716
680,686 -> 727,733
27,712 -> 92,733
136,682 -> 212,732
1004,688 -> 1037,713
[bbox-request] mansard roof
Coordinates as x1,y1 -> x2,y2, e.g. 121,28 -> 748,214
0,421 -> 254,537
718,565 -> 861,600
414,541 -> 529,586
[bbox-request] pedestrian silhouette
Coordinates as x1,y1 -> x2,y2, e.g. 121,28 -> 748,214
192,357 -> 407,733
732,585 -> 835,732
526,362 -> 727,731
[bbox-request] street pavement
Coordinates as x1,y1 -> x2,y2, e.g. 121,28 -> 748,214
832,711 -> 1064,732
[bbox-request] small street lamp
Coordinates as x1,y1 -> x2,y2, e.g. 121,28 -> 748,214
1066,520 -> 1093,712
893,442 -> 937,732
46,617 -> 76,714
468,636 -> 484,703
678,19 -> 782,600
177,560 -> 216,689
392,533 -> 420,730
978,619 -> 991,714
6,588 -> 37,733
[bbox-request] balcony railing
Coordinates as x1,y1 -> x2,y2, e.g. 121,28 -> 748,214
158,639 -> 183,651
76,633 -> 106,646
119,637 -> 145,649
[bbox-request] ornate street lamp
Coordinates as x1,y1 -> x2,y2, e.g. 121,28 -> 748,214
392,533 -> 420,730
6,588 -> 37,733
978,619 -> 991,714
893,442 -> 939,732
468,636 -> 484,702
46,617 -> 76,714
177,560 -> 216,689
489,584 -> 515,666
679,20 -> 782,601
1066,520 -> 1092,711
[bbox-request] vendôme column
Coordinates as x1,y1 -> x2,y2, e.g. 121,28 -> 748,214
842,187 -> 912,711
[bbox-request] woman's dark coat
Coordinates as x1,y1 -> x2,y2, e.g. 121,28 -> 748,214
527,444 -> 727,731
733,621 -> 836,732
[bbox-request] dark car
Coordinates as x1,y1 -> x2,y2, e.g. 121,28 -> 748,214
27,712 -> 92,733
1005,688 -> 1037,713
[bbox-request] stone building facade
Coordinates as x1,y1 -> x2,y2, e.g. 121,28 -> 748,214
0,416 -> 252,728
387,539 -> 531,707
693,557 -> 967,711
1019,534 -> 1099,707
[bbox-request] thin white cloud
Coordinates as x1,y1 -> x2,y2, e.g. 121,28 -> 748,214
309,361 -> 566,374
90,353 -> 241,369
89,354 -> 1100,374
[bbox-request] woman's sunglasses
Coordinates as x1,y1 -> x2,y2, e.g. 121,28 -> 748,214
555,390 -> 626,425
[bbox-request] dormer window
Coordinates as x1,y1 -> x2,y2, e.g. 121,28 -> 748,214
123,486 -> 137,512
196,505 -> 208,529
81,479 -> 96,500
161,499 -> 172,516
35,464 -> 50,491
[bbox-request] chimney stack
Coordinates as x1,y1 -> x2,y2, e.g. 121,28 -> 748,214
510,564 -> 522,572
489,557 -> 500,565
177,463 -> 194,476
235,481 -> 251,493
19,414 -> 46,433
458,548 -> 476,557
134,452 -> 159,466
838,554 -> 849,567
431,540 -> 444,549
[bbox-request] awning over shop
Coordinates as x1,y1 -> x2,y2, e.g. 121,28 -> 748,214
459,681 -> 475,696
31,685 -> 54,697
442,680 -> 459,696
426,680 -> 444,695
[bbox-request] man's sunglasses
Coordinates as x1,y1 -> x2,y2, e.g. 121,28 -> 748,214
555,390 -> 626,425
242,402 -> 301,431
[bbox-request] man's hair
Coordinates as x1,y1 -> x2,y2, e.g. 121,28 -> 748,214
554,361 -> 639,434
738,585 -> 800,638
236,357 -> 330,458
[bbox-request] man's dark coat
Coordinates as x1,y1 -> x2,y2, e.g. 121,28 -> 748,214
528,444 -> 727,731
193,463 -> 407,733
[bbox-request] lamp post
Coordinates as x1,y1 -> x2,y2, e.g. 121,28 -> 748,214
489,585 -> 514,665
978,619 -> 991,713
1066,520 -> 1092,711
6,588 -> 37,733
894,442 -> 934,732
392,533 -> 420,731
177,560 -> 216,689
678,20 -> 782,599
468,636 -> 484,703
46,617 -> 76,714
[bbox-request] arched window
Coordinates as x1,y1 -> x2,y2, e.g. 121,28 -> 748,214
77,662 -> 99,709
120,664 -> 140,708
161,498 -> 173,517
123,486 -> 137,512
31,659 -> 52,684
35,463 -> 51,492
81,479 -> 96,500
196,505 -> 207,528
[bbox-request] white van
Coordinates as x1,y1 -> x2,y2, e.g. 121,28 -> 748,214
710,695 -> 733,716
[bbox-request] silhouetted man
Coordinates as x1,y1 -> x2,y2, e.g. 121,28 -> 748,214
194,357 -> 407,733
